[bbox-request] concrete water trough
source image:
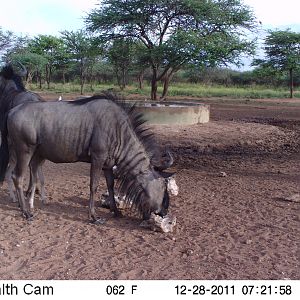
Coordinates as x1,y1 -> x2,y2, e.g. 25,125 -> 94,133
133,102 -> 210,125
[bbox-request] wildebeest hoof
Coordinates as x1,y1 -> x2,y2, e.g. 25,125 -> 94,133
27,216 -> 34,223
23,211 -> 33,220
90,218 -> 106,225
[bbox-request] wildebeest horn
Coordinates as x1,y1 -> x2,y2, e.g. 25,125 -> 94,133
16,61 -> 27,77
153,150 -> 174,171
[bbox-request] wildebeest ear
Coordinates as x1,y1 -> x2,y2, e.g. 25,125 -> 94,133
159,171 -> 175,179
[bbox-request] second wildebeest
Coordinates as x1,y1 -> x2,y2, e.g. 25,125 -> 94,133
0,96 -> 173,222
0,64 -> 46,205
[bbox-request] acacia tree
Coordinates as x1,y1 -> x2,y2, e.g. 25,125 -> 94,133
0,28 -> 15,56
107,38 -> 135,89
61,30 -> 101,94
253,30 -> 300,98
29,35 -> 65,89
0,28 -> 29,64
86,0 -> 257,100
9,52 -> 48,87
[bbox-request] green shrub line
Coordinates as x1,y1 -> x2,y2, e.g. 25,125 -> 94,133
29,82 -> 300,99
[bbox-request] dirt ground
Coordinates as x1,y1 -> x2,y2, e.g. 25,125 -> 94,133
0,96 -> 299,280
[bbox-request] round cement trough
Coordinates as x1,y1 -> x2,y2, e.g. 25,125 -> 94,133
133,102 -> 210,125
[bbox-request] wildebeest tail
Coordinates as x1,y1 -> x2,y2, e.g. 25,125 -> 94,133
0,115 -> 9,183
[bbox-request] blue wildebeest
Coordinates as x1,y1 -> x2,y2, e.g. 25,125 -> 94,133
0,95 -> 173,222
0,64 -> 46,207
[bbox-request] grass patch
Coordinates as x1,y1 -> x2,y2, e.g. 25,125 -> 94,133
28,82 -> 115,95
29,82 -> 300,99
165,83 -> 298,99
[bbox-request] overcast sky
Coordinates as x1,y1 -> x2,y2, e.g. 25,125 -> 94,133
244,0 -> 299,28
0,0 -> 299,36
0,0 -> 98,36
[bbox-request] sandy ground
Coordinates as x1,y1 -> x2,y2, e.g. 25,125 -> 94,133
0,97 -> 299,280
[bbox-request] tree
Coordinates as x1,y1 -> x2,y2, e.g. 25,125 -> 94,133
9,52 -> 48,87
0,27 -> 15,56
86,0 -> 257,100
107,38 -> 135,89
61,30 -> 102,94
28,35 -> 64,89
253,30 -> 300,98
1,28 -> 29,64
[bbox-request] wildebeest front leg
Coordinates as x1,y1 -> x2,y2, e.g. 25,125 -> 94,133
104,168 -> 122,218
89,157 -> 105,224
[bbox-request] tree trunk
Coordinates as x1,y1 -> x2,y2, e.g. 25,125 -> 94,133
35,71 -> 39,86
80,80 -> 84,95
151,66 -> 158,100
115,68 -> 123,90
80,59 -> 85,95
62,68 -> 66,85
121,68 -> 126,90
46,64 -> 50,89
138,69 -> 145,89
80,73 -> 84,95
289,68 -> 294,98
161,71 -> 175,100
38,72 -> 42,89
26,72 -> 32,86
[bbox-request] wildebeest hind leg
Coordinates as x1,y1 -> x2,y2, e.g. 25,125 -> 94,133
104,168 -> 122,218
12,150 -> 34,220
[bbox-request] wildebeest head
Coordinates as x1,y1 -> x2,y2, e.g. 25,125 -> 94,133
136,169 -> 174,220
0,63 -> 26,93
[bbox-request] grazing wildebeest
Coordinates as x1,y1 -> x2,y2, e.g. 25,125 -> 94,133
0,64 -> 46,206
0,96 -> 173,222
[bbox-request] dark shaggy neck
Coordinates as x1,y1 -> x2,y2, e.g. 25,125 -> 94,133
115,120 -> 150,177
113,118 -> 152,212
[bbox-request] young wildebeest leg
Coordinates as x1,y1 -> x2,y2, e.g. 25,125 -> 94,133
6,155 -> 18,203
7,168 -> 17,203
27,155 -> 44,211
89,156 -> 105,223
104,168 -> 122,218
2,140 -> 17,203
12,148 -> 34,219
26,160 -> 47,204
37,163 -> 46,204
26,166 -> 34,197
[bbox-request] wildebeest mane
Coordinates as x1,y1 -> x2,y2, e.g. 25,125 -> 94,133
70,94 -> 108,105
70,92 -> 158,161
